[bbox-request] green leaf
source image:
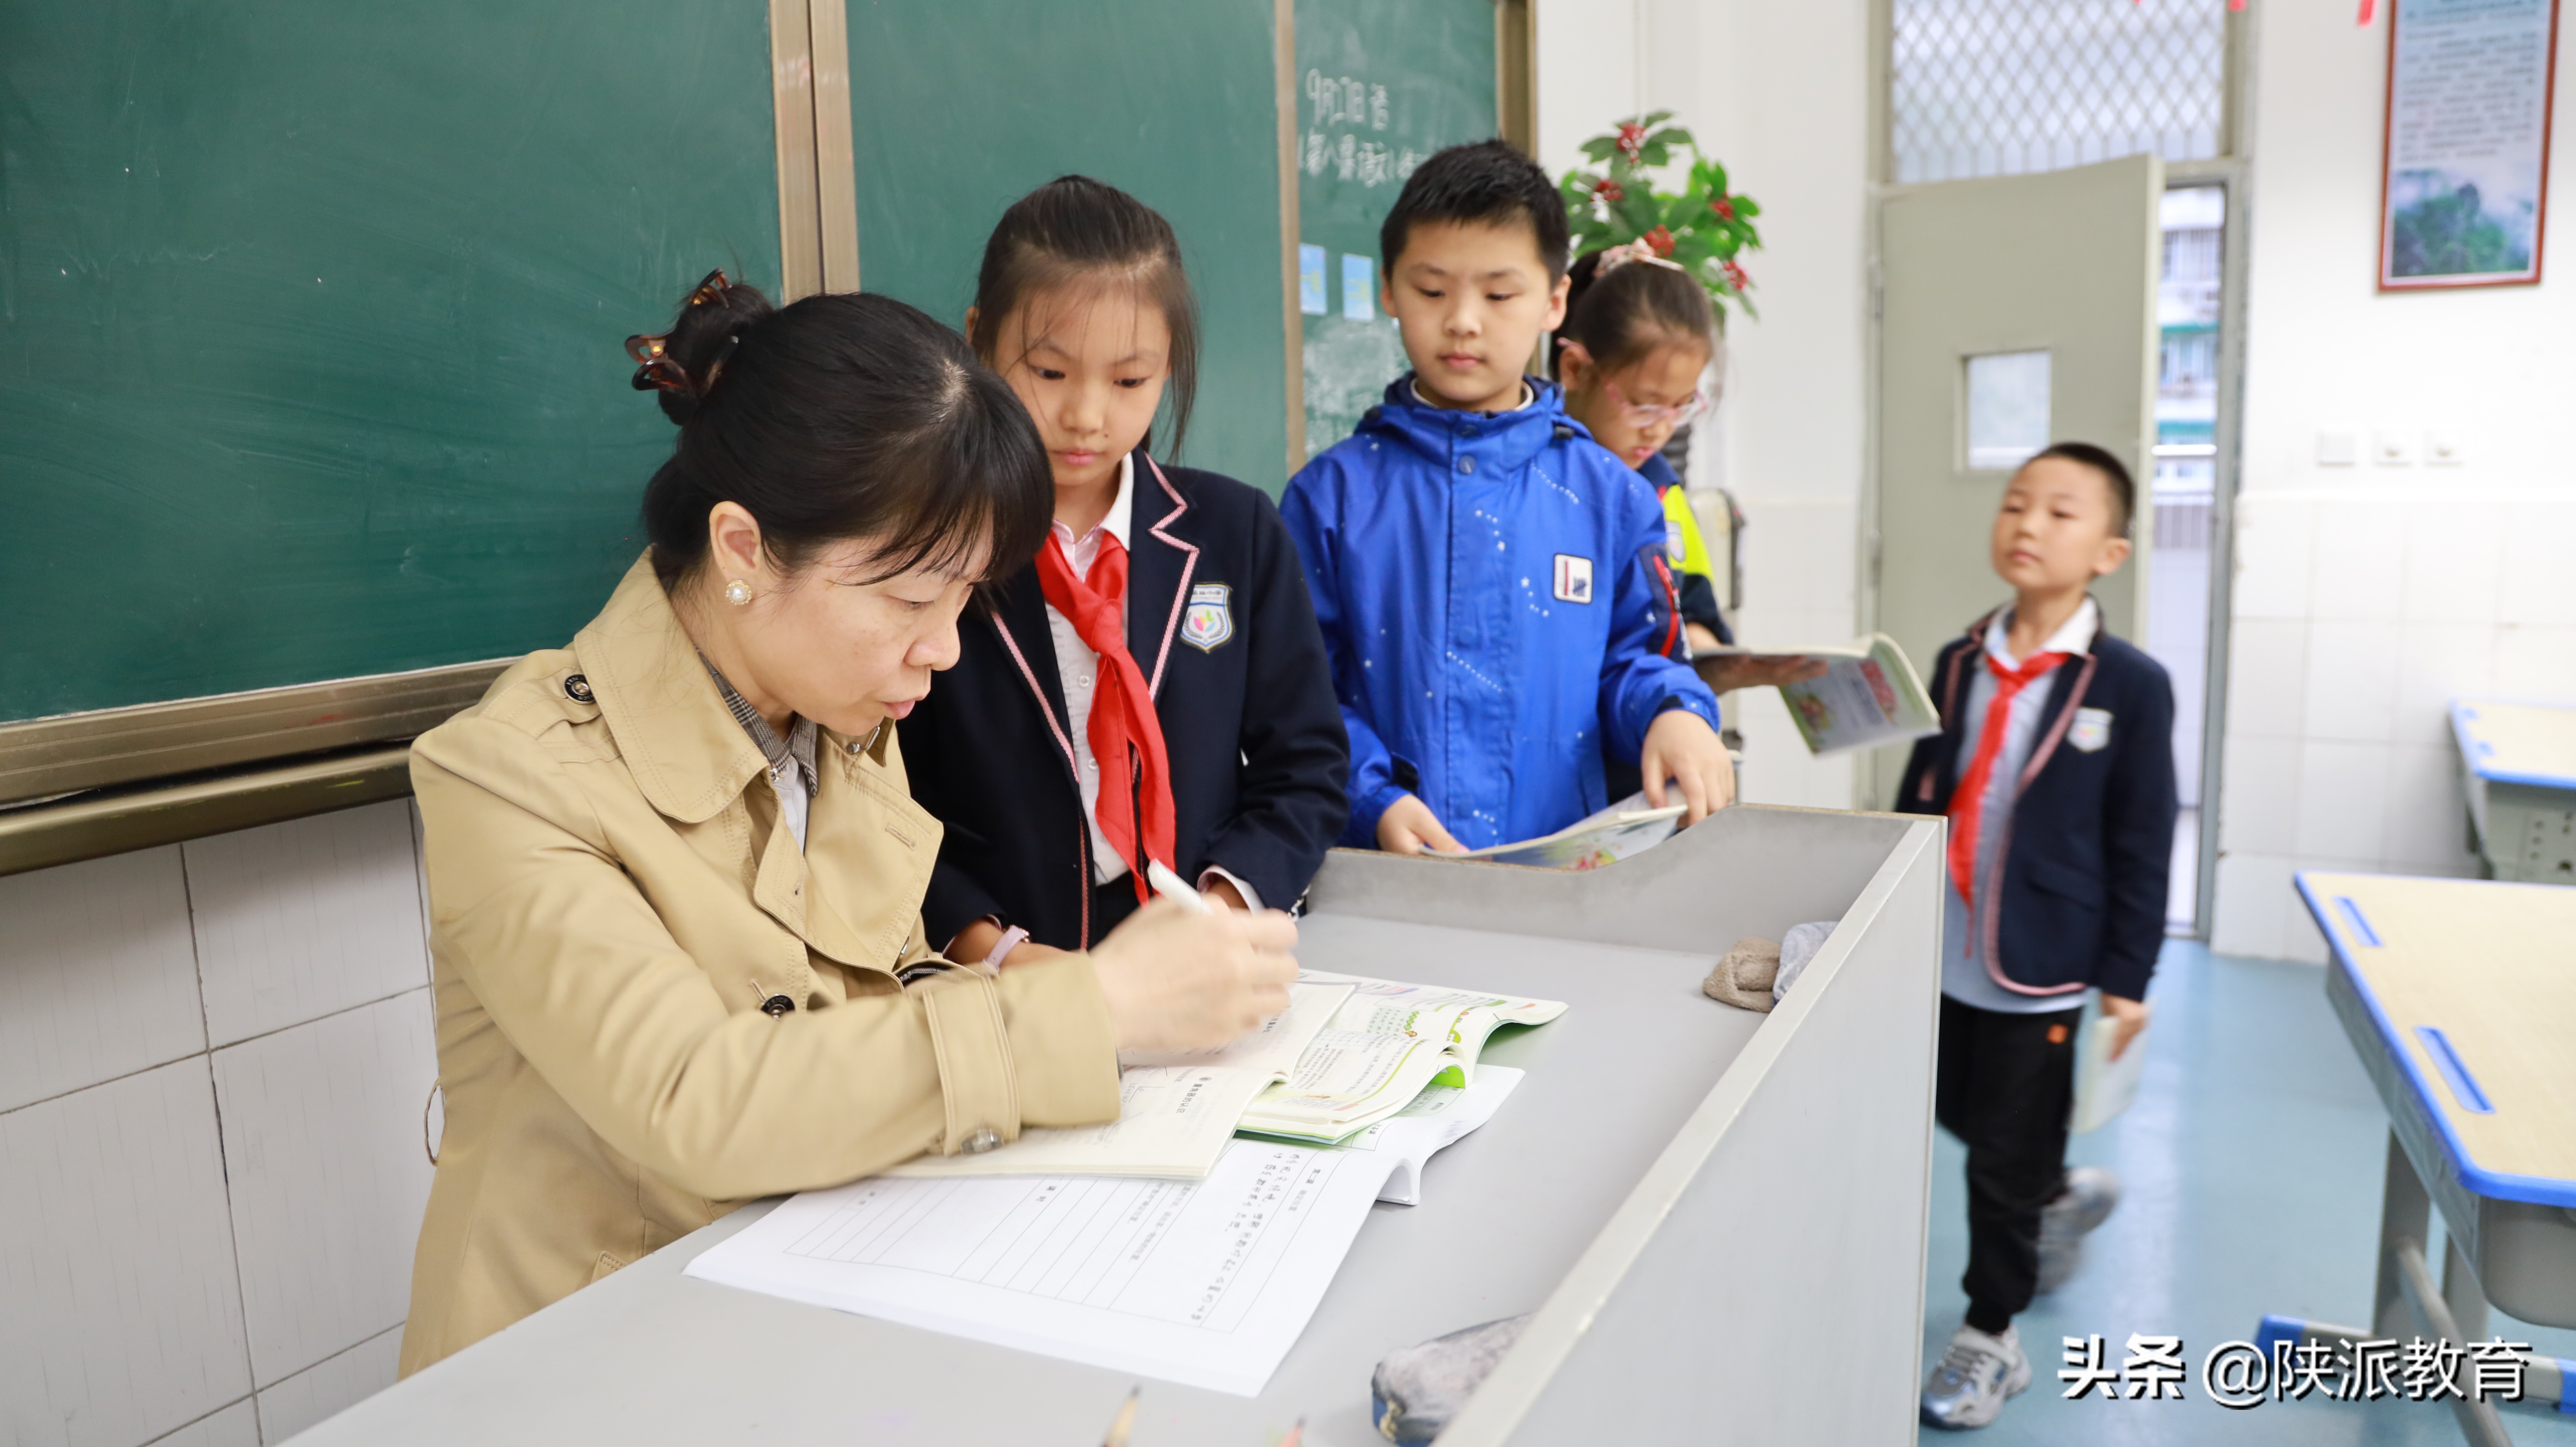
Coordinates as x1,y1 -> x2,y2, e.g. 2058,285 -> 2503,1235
1580,137 -> 1618,162
1648,126 -> 1694,151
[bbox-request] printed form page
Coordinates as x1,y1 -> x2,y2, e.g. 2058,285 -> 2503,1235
683,1139 -> 1402,1395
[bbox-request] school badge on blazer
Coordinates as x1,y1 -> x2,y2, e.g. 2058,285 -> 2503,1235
2070,707 -> 2113,753
1181,582 -> 1234,651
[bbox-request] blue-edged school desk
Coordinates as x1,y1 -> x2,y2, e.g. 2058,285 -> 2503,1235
2274,871 -> 2576,1445
2453,700 -> 2576,885
282,806 -> 1945,1446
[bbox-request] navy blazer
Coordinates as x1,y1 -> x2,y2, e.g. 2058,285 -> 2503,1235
899,451 -> 1350,951
1895,606 -> 2177,1002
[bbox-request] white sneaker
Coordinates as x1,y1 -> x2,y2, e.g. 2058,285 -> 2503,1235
1920,1323 -> 2031,1430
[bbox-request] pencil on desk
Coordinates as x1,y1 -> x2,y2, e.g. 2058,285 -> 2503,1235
1101,1385 -> 1140,1446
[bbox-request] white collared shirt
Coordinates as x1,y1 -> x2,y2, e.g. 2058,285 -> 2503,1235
1040,455 -> 1262,911
1940,597 -> 2099,1013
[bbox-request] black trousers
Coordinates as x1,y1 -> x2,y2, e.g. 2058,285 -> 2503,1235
1935,995 -> 2084,1334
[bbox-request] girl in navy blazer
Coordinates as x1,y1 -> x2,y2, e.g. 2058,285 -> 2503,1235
900,176 -> 1349,962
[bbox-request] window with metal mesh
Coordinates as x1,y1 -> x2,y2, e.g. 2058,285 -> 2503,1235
1889,0 -> 2230,184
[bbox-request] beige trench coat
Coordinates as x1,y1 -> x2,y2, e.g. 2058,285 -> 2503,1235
398,556 -> 1121,1374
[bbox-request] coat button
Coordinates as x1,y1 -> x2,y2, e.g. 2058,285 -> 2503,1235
562,674 -> 594,704
963,1127 -> 1002,1155
761,994 -> 795,1017
1457,455 -> 1476,475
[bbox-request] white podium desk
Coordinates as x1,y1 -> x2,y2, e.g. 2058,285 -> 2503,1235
294,805 -> 1944,1446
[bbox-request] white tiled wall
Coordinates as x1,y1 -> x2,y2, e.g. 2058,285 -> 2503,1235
0,801 -> 434,1447
2210,493 -> 2576,961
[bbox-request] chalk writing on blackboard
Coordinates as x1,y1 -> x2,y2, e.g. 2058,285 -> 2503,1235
1303,69 -> 1423,188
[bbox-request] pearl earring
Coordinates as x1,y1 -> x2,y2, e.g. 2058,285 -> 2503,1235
723,579 -> 753,607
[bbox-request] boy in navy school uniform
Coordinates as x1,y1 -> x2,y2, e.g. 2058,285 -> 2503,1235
1900,442 -> 2177,1431
1281,140 -> 1732,856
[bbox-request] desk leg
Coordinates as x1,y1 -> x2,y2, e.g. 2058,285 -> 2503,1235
2375,1130 -> 2431,1340
2445,1234 -> 2492,1343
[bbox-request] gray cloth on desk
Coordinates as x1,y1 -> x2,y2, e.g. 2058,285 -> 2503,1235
1703,923 -> 1837,1012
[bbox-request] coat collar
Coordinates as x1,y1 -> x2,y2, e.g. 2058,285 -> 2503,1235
994,449 -> 1202,709
573,553 -> 895,825
1358,373 -> 1579,475
1124,450 -> 1200,695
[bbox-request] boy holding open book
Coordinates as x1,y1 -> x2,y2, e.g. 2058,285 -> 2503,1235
1898,444 -> 2177,1432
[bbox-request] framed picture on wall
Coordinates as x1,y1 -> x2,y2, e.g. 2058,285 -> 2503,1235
2379,0 -> 2562,290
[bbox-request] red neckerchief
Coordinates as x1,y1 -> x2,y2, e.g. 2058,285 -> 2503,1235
1032,528 -> 1175,903
1946,648 -> 2070,915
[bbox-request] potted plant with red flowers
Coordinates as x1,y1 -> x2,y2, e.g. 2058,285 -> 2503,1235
1560,111 -> 1763,318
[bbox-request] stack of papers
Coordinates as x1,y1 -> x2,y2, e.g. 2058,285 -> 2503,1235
686,1138 -> 1399,1396
683,975 -> 1553,1394
1235,973 -> 1565,1144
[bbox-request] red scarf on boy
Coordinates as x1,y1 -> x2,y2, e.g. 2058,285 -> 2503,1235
1946,649 -> 2069,916
1034,529 -> 1176,902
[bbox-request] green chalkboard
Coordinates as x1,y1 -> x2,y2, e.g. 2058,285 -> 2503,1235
1293,0 -> 1497,458
844,0 -> 1290,496
0,2 -> 778,724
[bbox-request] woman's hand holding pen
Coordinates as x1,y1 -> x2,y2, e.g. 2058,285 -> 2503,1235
1089,901 -> 1299,1051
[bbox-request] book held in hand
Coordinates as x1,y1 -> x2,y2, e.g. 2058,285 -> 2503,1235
1709,633 -> 1938,756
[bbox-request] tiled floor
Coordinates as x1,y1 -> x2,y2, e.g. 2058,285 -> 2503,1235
1919,941 -> 2576,1443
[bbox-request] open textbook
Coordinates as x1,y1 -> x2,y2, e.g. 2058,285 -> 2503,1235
883,978 -> 1354,1181
1433,793 -> 1685,871
1711,633 -> 1938,756
1234,973 -> 1565,1144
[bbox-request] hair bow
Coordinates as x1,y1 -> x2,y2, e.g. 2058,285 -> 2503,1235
1594,237 -> 1689,277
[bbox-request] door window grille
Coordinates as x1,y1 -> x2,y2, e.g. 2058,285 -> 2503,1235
1889,0 -> 2230,184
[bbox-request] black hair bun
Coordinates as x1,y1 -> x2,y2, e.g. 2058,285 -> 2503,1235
630,271 -> 777,425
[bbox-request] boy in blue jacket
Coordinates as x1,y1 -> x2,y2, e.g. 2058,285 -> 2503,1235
1282,140 -> 1731,854
1899,443 -> 2176,1431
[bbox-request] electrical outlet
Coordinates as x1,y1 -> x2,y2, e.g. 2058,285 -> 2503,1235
2425,429 -> 2465,465
2373,430 -> 2415,465
2316,430 -> 2359,465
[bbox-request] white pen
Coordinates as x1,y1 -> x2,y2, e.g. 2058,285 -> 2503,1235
1144,859 -> 1214,913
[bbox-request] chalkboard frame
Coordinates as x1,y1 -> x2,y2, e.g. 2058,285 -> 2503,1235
0,1 -> 843,872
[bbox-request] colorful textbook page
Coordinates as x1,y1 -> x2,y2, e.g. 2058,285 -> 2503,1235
1234,973 -> 1566,1144
1715,633 -> 1937,756
883,979 -> 1353,1181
